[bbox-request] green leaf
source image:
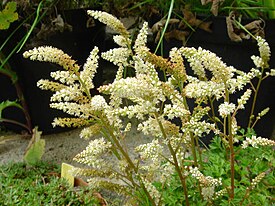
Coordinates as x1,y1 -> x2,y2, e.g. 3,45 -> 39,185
23,127 -> 45,165
0,100 -> 22,118
0,2 -> 18,30
61,163 -> 75,187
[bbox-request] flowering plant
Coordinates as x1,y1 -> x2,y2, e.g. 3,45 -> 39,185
23,10 -> 275,205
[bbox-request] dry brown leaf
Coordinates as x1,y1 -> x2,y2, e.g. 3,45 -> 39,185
201,0 -> 213,5
226,12 -> 243,42
93,192 -> 108,206
151,18 -> 180,33
151,18 -> 180,43
198,21 -> 212,33
181,7 -> 212,33
244,20 -> 265,38
74,177 -> 107,206
154,30 -> 161,43
148,6 -> 160,16
239,32 -> 250,40
164,29 -> 189,43
226,12 -> 265,42
200,0 -> 225,16
211,0 -> 225,16
86,17 -> 96,28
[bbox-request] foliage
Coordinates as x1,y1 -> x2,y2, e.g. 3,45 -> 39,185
0,1 -> 31,133
194,0 -> 275,19
0,100 -> 22,118
0,161 -> 100,205
154,135 -> 274,205
23,10 -> 275,205
0,0 -> 59,133
84,0 -> 275,20
0,1 -> 18,30
23,127 -> 45,165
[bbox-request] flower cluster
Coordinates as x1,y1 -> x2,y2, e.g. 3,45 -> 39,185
79,123 -> 102,139
213,188 -> 228,200
23,46 -> 80,72
184,81 -> 224,99
242,135 -> 275,148
163,104 -> 190,120
133,22 -> 149,57
142,178 -> 161,203
218,102 -> 236,118
188,167 -> 222,187
137,117 -> 163,137
188,166 -> 222,201
179,47 -> 235,82
254,36 -> 271,68
237,89 -> 252,110
23,9 -> 275,205
73,137 -> 112,169
228,68 -> 261,92
52,117 -> 88,128
80,47 -> 99,91
135,139 -> 163,163
249,172 -> 266,190
37,79 -> 66,92
90,95 -> 108,111
50,71 -> 77,85
101,48 -> 131,66
87,10 -> 129,38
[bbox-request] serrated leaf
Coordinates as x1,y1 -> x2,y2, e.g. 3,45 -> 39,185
24,127 -> 45,165
0,2 -> 18,30
0,100 -> 22,118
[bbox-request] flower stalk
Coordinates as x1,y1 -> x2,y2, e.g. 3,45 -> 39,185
22,10 -> 275,205
155,113 -> 190,206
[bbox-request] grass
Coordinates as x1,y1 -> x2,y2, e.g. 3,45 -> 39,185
0,161 -> 101,206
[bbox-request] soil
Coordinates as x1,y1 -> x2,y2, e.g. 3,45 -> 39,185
1,119 -> 275,166
0,124 -> 152,166
0,128 -> 86,165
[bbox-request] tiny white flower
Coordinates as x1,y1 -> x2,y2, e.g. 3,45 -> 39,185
242,135 -> 275,148
90,95 -> 107,111
218,102 -> 236,118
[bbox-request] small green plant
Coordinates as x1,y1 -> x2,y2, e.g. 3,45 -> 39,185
0,161 -> 101,205
0,0 -> 65,133
23,10 -> 275,205
0,1 -> 18,30
23,127 -> 45,165
0,1 -> 31,132
0,1 -> 53,133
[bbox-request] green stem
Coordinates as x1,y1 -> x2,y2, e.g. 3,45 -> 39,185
154,0 -> 174,53
195,135 -> 203,168
101,119 -> 137,171
248,68 -> 264,128
181,97 -> 199,168
228,114 -> 235,199
190,133 -> 198,167
100,118 -> 156,206
0,54 -> 32,133
208,97 -> 223,131
225,84 -> 235,199
154,113 -> 190,206
13,80 -> 32,133
16,1 -> 44,52
240,187 -> 251,206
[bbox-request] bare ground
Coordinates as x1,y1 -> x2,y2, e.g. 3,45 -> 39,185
0,125 -> 152,166
0,128 -> 88,165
